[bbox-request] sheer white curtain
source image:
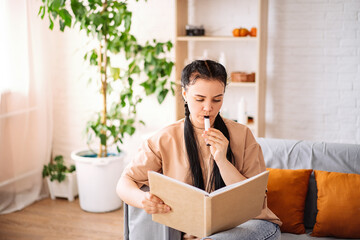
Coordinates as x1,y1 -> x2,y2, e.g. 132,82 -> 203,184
0,0 -> 52,214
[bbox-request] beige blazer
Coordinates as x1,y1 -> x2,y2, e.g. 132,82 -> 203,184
122,118 -> 282,226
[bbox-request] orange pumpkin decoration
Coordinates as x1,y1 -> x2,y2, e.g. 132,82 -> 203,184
232,28 -> 240,37
250,27 -> 257,37
239,28 -> 249,37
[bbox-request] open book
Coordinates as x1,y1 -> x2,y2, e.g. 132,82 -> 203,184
148,170 -> 269,238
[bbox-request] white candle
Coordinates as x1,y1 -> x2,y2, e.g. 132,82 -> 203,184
237,97 -> 247,124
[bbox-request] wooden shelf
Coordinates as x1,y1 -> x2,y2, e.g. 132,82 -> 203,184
174,0 -> 268,137
230,120 -> 255,132
228,82 -> 256,87
176,36 -> 258,42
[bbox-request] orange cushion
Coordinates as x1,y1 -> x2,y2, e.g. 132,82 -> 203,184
266,168 -> 312,234
312,170 -> 360,238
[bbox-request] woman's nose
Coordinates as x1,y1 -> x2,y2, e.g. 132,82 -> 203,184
203,101 -> 213,112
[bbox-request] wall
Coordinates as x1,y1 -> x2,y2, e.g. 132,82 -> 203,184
266,0 -> 360,144
46,0 -> 360,165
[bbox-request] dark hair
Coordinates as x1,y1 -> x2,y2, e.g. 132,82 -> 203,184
181,60 -> 235,192
181,60 -> 227,91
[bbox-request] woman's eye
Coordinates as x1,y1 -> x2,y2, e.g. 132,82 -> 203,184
196,99 -> 204,102
213,99 -> 222,102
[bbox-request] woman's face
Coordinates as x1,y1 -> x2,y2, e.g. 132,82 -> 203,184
183,78 -> 225,128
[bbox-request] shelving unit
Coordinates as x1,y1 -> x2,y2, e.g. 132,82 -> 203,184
174,0 -> 268,137
177,36 -> 258,42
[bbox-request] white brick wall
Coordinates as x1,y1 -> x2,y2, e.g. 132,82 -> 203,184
266,0 -> 360,144
49,0 -> 359,164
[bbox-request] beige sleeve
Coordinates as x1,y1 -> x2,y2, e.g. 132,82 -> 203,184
241,128 -> 266,178
121,139 -> 162,188
242,143 -> 266,178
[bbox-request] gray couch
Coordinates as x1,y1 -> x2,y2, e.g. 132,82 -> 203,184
123,138 -> 360,240
257,138 -> 360,240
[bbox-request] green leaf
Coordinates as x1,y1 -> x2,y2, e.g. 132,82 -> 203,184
124,12 -> 132,32
50,0 -> 64,10
59,19 -> 65,31
49,16 -> 54,30
110,67 -> 120,80
100,133 -> 107,146
58,173 -> 66,183
59,9 -> 72,28
120,94 -> 126,107
126,118 -> 135,124
116,146 -> 122,153
166,41 -> 173,51
170,82 -> 175,96
145,52 -> 152,62
128,77 -> 134,87
54,155 -> 63,162
42,166 -> 49,178
89,50 -> 98,66
90,125 -> 99,135
155,43 -> 163,55
51,11 -> 58,20
114,11 -> 123,26
165,62 -> 174,76
125,125 -> 136,135
38,6 -> 45,18
71,0 -> 86,19
132,65 -> 140,75
90,13 -> 104,27
157,89 -> 168,104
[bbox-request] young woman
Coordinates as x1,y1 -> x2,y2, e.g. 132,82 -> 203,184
117,60 -> 281,240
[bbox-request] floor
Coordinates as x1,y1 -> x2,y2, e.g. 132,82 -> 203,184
0,197 -> 124,240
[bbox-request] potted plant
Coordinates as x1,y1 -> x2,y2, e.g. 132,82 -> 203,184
42,155 -> 78,201
39,0 -> 174,212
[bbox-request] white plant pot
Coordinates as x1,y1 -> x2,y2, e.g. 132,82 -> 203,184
46,172 -> 78,201
71,150 -> 125,213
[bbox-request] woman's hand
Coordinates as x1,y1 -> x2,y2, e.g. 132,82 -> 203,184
202,128 -> 229,162
141,192 -> 171,214
201,128 -> 247,185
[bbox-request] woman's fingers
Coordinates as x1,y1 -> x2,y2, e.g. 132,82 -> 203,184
203,128 -> 228,145
142,192 -> 171,214
147,192 -> 163,203
202,128 -> 229,161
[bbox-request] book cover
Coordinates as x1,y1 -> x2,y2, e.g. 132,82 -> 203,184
148,170 -> 269,238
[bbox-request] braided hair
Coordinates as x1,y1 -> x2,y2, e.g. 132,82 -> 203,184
181,60 -> 235,191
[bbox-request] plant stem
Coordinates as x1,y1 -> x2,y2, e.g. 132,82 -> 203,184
98,1 -> 109,157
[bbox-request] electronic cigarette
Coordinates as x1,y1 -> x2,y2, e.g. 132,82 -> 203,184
204,116 -> 211,146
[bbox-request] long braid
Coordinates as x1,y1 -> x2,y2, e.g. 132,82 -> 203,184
184,103 -> 205,190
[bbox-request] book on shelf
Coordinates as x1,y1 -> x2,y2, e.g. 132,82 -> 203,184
148,170 -> 269,238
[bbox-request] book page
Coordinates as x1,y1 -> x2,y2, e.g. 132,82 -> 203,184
209,171 -> 269,235
150,171 -> 208,195
149,171 -> 207,237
